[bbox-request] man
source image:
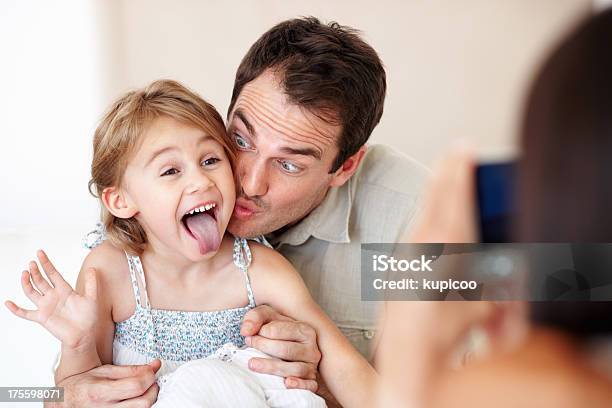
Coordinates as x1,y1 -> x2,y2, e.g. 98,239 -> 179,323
52,17 -> 426,407
225,14 -> 427,377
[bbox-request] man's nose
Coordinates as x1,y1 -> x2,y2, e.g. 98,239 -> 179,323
239,156 -> 268,198
186,169 -> 215,194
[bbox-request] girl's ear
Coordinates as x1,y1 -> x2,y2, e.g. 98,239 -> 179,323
101,186 -> 138,219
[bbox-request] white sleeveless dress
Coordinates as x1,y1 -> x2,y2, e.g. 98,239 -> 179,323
110,236 -> 326,407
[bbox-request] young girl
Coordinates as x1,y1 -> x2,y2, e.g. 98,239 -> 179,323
5,80 -> 376,407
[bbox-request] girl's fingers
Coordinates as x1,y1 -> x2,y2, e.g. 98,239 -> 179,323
4,300 -> 37,322
20,271 -> 42,304
28,261 -> 52,294
36,250 -> 69,289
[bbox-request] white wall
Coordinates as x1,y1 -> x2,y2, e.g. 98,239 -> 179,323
594,0 -> 612,10
0,0 -> 592,391
109,0 -> 590,164
0,0 -> 103,232
0,0 -> 102,395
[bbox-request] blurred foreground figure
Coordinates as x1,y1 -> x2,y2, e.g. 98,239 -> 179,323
378,8 -> 612,408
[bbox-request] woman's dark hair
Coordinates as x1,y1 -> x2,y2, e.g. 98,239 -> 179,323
518,9 -> 612,336
228,17 -> 387,172
519,9 -> 612,242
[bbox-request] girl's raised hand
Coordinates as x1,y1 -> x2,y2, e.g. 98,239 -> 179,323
5,250 -> 98,350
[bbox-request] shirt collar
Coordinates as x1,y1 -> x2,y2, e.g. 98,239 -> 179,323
266,179 -> 353,248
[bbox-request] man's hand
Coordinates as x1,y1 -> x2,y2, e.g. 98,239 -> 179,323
241,304 -> 321,392
46,360 -> 161,408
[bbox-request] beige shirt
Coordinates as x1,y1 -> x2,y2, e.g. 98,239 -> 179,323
266,144 -> 429,358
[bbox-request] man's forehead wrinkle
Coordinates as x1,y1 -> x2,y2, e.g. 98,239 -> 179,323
243,86 -> 338,144
298,104 -> 341,146
236,97 -> 325,157
238,87 -> 324,142
235,101 -> 329,154
238,95 -> 333,149
237,87 -> 337,148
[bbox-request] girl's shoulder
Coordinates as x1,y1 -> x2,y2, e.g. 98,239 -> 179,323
82,240 -> 134,321
83,240 -> 130,279
245,240 -> 306,306
245,240 -> 289,273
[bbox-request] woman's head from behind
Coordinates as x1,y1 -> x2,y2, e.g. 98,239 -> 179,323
519,9 -> 612,335
520,8 -> 612,242
89,80 -> 236,260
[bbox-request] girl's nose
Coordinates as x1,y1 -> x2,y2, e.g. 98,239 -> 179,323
187,171 -> 215,194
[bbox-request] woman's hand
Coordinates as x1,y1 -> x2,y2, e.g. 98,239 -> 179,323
404,146 -> 478,243
5,250 -> 98,350
379,147 -> 528,407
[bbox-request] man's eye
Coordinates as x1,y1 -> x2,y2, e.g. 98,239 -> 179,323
279,160 -> 301,174
161,168 -> 179,176
202,157 -> 220,166
234,133 -> 251,150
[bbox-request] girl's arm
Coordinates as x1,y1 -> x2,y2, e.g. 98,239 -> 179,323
249,244 -> 377,408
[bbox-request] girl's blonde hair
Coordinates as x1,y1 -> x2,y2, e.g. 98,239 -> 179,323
88,79 -> 234,255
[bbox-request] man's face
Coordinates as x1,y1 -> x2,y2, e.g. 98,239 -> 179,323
226,70 -> 342,238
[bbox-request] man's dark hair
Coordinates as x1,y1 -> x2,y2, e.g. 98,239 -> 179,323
228,17 -> 387,172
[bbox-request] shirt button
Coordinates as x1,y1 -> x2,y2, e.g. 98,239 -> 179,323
363,330 -> 375,340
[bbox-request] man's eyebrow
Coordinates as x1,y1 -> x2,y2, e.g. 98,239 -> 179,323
280,146 -> 322,161
234,109 -> 256,137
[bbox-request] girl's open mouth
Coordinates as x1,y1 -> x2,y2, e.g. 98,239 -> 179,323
181,202 -> 221,255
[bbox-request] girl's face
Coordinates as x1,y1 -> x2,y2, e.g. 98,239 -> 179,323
121,116 -> 235,262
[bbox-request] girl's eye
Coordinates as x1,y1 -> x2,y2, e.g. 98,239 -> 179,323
202,157 -> 220,166
161,168 -> 179,176
279,160 -> 301,174
234,133 -> 252,150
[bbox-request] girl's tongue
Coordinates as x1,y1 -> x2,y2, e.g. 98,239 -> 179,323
185,212 -> 220,255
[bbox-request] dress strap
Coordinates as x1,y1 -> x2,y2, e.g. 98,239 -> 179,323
124,252 -> 151,309
83,222 -> 106,250
233,237 -> 256,307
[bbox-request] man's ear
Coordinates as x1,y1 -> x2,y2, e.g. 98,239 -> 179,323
101,186 -> 138,219
329,145 -> 368,188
